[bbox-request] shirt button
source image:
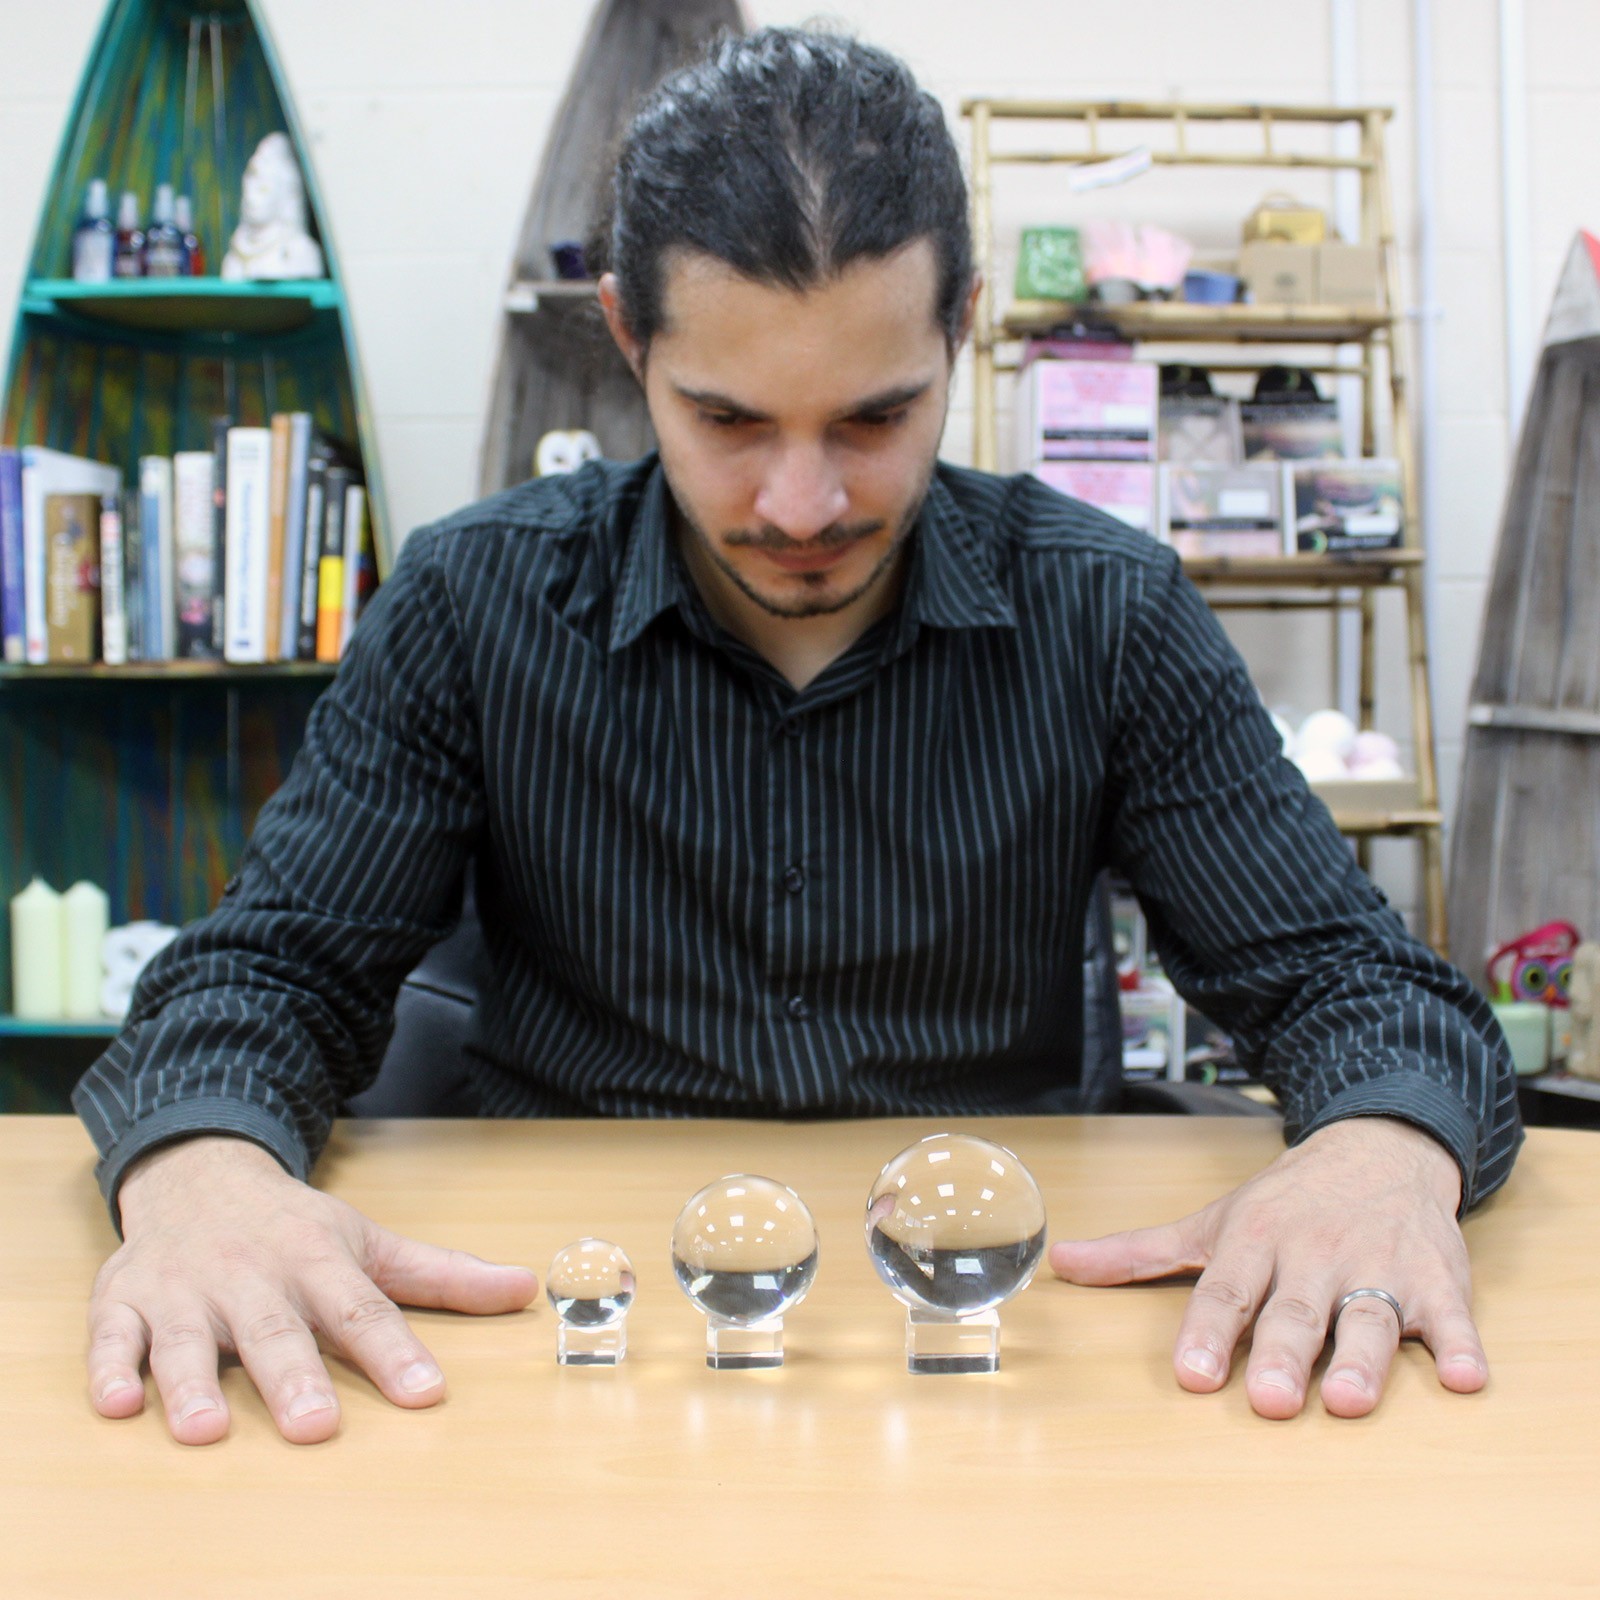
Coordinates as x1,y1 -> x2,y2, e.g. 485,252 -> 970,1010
786,995 -> 813,1021
779,718 -> 802,739
783,865 -> 805,894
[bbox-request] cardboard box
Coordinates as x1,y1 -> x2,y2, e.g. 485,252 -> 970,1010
1317,242 -> 1383,308
1158,463 -> 1287,557
1238,241 -> 1318,306
1014,359 -> 1159,463
1032,461 -> 1155,533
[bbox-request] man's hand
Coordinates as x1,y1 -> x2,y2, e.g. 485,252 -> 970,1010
88,1136 -> 540,1445
1048,1115 -> 1486,1419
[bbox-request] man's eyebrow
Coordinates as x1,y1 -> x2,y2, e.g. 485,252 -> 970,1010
672,380 -> 933,421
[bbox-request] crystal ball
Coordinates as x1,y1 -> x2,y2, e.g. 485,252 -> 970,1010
546,1238 -> 635,1328
671,1174 -> 819,1324
865,1133 -> 1047,1316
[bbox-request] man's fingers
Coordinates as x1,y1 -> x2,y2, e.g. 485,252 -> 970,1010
224,1295 -> 340,1444
1244,1278 -> 1343,1420
364,1229 -> 540,1314
1320,1294 -> 1404,1418
1418,1299 -> 1489,1394
1048,1213 -> 1208,1286
146,1302 -> 231,1445
1172,1249 -> 1273,1393
86,1298 -> 150,1419
297,1270 -> 446,1409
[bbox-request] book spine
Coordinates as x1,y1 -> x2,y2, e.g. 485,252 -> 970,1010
172,451 -> 217,658
0,449 -> 23,662
44,493 -> 100,663
99,493 -> 127,665
209,415 -> 230,655
296,459 -> 327,660
315,465 -> 351,663
264,413 -> 292,663
20,459 -> 47,663
338,483 -> 366,656
123,489 -> 143,662
137,456 -> 175,661
278,412 -> 312,660
223,428 -> 273,663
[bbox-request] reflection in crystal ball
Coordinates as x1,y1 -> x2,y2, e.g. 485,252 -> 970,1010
546,1238 -> 636,1328
671,1174 -> 819,1323
865,1134 -> 1047,1316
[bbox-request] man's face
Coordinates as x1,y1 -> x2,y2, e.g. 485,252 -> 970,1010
614,242 -> 960,623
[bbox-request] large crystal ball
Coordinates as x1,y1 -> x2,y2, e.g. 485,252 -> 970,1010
865,1133 -> 1047,1316
546,1238 -> 635,1327
671,1174 -> 819,1324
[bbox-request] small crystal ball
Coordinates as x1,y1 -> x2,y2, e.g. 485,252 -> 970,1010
865,1133 -> 1047,1316
671,1174 -> 820,1323
546,1238 -> 635,1328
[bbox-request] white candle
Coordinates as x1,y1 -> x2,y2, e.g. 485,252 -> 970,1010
61,880 -> 111,1019
10,878 -> 64,1020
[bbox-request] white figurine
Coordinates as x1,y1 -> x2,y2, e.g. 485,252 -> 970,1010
220,133 -> 325,281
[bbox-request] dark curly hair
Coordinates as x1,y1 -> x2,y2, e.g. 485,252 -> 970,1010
608,27 -> 972,352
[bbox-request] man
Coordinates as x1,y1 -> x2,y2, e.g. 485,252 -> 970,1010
74,28 -> 1521,1448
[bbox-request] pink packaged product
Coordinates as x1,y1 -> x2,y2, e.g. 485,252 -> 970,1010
1031,461 -> 1156,533
1016,359 -> 1159,462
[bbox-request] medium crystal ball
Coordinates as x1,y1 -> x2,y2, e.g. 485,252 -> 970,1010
671,1174 -> 819,1324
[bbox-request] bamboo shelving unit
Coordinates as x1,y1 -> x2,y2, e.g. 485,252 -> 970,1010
963,99 -> 1448,954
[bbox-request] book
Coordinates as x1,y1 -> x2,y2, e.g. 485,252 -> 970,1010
222,427 -> 273,663
315,465 -> 352,662
278,412 -> 313,660
265,413 -> 293,662
208,415 -> 231,655
44,492 -> 100,662
1291,459 -> 1404,553
295,456 -> 329,660
137,456 -> 175,660
339,482 -> 366,656
98,492 -> 127,665
172,451 -> 217,658
19,447 -> 121,663
122,489 -> 143,661
0,449 -> 23,662
1158,463 -> 1288,558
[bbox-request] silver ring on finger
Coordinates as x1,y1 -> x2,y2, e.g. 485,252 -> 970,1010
1332,1287 -> 1404,1335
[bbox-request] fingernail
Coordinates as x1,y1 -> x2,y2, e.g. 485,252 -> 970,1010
399,1361 -> 443,1394
98,1378 -> 138,1404
1257,1368 -> 1298,1394
285,1391 -> 336,1422
177,1396 -> 220,1424
1181,1348 -> 1221,1380
1328,1366 -> 1370,1394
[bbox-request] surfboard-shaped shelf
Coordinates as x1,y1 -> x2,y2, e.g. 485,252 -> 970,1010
479,0 -> 744,496
1448,229 -> 1600,982
1,0 -> 390,573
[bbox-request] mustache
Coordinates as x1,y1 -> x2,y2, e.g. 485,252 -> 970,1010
721,519 -> 886,553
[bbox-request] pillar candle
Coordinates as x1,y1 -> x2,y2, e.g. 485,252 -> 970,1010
10,878 -> 64,1019
61,880 -> 110,1019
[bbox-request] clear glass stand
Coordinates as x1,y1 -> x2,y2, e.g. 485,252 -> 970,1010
557,1320 -> 627,1366
706,1313 -> 785,1369
905,1308 -> 1000,1374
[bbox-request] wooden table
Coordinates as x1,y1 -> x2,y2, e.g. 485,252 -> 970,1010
1,1114 -> 1594,1598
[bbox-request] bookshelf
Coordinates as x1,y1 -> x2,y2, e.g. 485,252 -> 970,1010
0,0 -> 384,1102
964,99 -> 1449,956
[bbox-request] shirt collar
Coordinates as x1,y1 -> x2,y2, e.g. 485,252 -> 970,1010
607,458 -> 1017,656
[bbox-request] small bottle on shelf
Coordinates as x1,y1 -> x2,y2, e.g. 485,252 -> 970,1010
143,184 -> 184,277
71,178 -> 115,282
174,194 -> 205,275
112,191 -> 144,277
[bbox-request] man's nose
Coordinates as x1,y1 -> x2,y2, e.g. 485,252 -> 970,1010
753,443 -> 849,543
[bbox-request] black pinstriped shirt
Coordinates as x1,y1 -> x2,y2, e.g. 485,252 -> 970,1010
75,455 -> 1522,1219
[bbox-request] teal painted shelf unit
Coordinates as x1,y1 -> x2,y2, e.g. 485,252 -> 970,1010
0,0 -> 383,1090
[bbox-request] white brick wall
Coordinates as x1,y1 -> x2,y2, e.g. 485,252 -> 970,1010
3,0 -> 1597,926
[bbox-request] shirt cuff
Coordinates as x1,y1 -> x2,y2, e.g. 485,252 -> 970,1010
97,1099 -> 311,1238
1289,1070 -> 1481,1215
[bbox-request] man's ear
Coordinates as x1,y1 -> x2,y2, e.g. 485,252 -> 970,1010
598,273 -> 646,383
954,272 -> 983,353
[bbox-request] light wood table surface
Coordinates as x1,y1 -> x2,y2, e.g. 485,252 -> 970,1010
1,1113 -> 1595,1598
